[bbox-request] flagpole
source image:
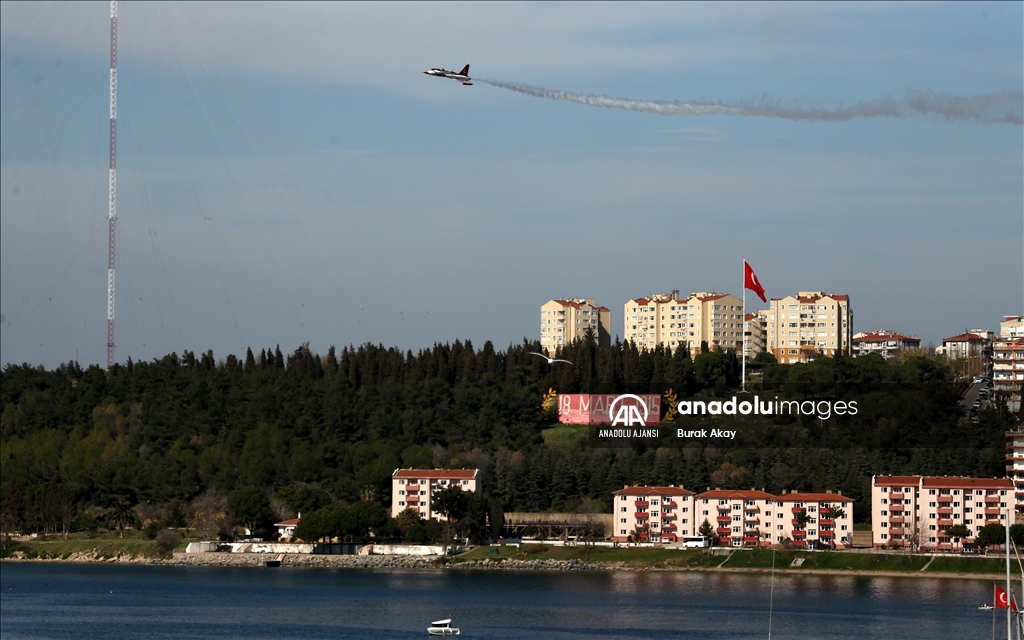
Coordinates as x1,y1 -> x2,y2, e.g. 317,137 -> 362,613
1008,504 -> 1013,640
742,258 -> 747,393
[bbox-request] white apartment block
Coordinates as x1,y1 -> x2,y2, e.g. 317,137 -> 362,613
623,291 -> 745,355
851,330 -> 921,360
612,486 -> 695,543
391,468 -> 479,519
765,292 -> 852,363
871,475 -> 1012,551
540,298 -> 611,353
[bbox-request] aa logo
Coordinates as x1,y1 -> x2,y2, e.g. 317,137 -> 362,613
609,394 -> 650,427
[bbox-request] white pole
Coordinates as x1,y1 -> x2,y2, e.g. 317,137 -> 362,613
1008,504 -> 1013,640
742,258 -> 747,393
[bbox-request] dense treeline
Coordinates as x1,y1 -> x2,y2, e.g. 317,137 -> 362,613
0,336 -> 1017,539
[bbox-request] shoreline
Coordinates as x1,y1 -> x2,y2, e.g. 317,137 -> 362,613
1,551 -> 1012,581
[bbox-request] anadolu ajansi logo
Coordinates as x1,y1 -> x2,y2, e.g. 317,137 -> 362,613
609,394 -> 650,427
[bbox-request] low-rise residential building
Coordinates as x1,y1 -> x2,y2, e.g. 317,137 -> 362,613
623,291 -> 745,355
941,330 -> 994,379
851,330 -> 921,360
694,489 -> 780,547
871,475 -> 1012,551
993,338 -> 1024,412
391,469 -> 480,519
540,298 -> 611,353
764,292 -> 852,363
275,515 -> 300,541
612,485 -> 695,543
777,491 -> 854,549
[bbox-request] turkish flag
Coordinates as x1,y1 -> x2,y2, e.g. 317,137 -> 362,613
744,261 -> 767,303
996,585 -> 1018,611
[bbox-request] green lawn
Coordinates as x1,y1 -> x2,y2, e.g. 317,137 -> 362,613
453,544 -> 722,568
454,545 -> 1011,574
1,538 -> 167,560
925,556 -> 1023,575
722,549 -> 932,572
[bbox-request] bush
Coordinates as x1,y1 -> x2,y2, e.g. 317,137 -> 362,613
144,521 -> 162,540
155,529 -> 181,553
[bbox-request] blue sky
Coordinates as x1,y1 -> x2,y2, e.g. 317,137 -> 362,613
1,1 -> 1021,368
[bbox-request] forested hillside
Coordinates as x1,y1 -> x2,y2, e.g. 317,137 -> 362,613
0,337 -> 1017,539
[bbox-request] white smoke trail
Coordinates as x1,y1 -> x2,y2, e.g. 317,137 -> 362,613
479,80 -> 1023,125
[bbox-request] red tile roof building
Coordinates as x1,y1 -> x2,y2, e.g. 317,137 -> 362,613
391,468 -> 480,519
623,291 -> 745,356
540,298 -> 611,352
612,485 -> 695,543
871,475 -> 1013,550
851,330 -> 921,360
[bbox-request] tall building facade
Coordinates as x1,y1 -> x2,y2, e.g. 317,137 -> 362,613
539,298 -> 611,353
764,292 -> 852,363
623,291 -> 744,355
993,338 -> 1024,411
743,311 -> 768,361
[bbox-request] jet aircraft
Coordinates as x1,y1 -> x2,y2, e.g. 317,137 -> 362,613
424,64 -> 472,85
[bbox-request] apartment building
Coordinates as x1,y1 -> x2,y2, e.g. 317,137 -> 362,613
777,491 -> 854,549
764,292 -> 852,363
1006,429 -> 1024,519
694,489 -> 779,547
540,298 -> 611,353
851,330 -> 921,360
390,469 -> 480,519
940,330 -> 994,379
743,311 -> 768,361
871,475 -> 1012,550
993,338 -> 1024,411
1002,316 -> 1024,339
623,291 -> 745,355
612,485 -> 695,543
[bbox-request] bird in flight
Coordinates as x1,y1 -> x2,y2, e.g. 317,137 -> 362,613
528,352 -> 573,365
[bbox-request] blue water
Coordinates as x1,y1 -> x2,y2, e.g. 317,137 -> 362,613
0,563 -> 1006,639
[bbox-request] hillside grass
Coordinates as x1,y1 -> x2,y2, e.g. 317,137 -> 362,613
540,425 -> 588,447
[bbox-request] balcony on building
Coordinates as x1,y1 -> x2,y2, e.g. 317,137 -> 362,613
634,500 -> 650,508
791,506 -> 806,514
635,512 -> 649,520
664,500 -> 678,509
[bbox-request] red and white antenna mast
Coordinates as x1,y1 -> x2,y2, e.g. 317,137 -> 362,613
106,0 -> 117,368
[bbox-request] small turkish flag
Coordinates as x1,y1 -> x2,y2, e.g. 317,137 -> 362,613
996,585 -> 1018,611
744,261 -> 767,303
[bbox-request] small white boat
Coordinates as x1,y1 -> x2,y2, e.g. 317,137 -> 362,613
427,618 -> 460,636
978,604 -> 994,611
